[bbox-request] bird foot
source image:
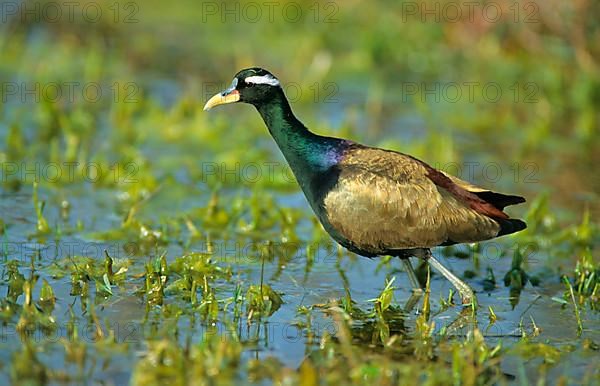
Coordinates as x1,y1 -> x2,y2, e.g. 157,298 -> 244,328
459,289 -> 477,308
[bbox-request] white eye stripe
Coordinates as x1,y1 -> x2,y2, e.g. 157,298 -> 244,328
244,75 -> 280,87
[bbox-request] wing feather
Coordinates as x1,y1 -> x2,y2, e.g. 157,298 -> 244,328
322,146 -> 509,253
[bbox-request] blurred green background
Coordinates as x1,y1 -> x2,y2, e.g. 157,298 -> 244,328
0,0 -> 599,385
2,0 -> 599,212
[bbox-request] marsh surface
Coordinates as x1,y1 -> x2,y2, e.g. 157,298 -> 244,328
0,1 -> 598,384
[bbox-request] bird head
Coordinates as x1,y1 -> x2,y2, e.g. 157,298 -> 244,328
203,67 -> 281,111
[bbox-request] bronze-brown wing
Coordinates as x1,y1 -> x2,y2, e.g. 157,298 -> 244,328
321,146 -> 504,253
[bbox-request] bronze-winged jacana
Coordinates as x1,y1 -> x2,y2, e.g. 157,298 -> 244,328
204,68 -> 526,305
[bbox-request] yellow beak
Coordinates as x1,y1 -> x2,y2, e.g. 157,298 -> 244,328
203,90 -> 240,111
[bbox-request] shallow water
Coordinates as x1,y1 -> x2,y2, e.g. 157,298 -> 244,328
0,176 -> 598,384
1,9 -> 599,381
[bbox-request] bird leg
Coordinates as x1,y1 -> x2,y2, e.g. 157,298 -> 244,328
424,250 -> 475,305
401,258 -> 423,293
401,257 -> 423,312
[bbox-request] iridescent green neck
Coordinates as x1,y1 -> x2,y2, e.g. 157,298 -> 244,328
255,91 -> 339,171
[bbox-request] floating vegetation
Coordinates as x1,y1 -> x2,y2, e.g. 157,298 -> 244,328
0,0 -> 598,384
